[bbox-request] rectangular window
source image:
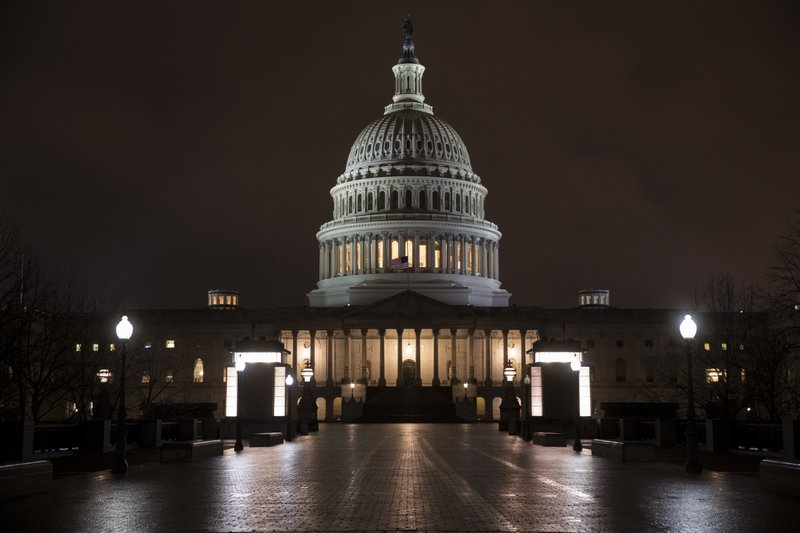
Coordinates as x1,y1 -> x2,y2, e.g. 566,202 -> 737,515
345,243 -> 351,272
703,343 -> 711,351
166,340 -> 175,349
377,239 -> 384,269
434,241 -> 441,269
92,343 -> 99,352
705,368 -> 724,383
404,240 -> 414,267
721,343 -> 728,351
579,367 -> 591,417
456,242 -> 462,271
75,343 -> 81,352
109,343 -> 116,352
419,242 -> 427,268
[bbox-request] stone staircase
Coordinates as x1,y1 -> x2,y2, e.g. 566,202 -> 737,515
358,386 -> 460,423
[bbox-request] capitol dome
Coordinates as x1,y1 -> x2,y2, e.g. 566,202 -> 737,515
307,19 -> 511,308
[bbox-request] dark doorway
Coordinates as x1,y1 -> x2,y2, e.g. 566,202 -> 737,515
402,359 -> 416,386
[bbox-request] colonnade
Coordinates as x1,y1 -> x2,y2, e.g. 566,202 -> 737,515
283,328 -> 533,387
318,233 -> 499,280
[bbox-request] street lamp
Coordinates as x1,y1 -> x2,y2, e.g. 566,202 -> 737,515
499,362 -> 519,432
463,381 -> 468,401
522,373 -> 531,441
680,314 -> 702,473
285,373 -> 294,442
572,361 -> 582,452
298,360 -> 315,435
112,315 -> 133,474
350,381 -> 355,401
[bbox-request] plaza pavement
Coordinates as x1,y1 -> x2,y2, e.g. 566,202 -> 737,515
3,423 -> 798,532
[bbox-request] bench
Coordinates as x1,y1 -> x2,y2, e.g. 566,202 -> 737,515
592,439 -> 655,462
760,459 -> 800,495
0,460 -> 52,499
160,439 -> 223,463
249,432 -> 284,447
532,432 -> 567,447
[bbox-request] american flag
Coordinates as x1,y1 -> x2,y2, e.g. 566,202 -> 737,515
389,256 -> 409,270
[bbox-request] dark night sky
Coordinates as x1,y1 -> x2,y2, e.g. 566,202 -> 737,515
1,2 -> 799,311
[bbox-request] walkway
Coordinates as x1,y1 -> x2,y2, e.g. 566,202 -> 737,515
3,424 -> 798,532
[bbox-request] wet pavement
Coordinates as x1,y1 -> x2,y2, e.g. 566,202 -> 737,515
3,423 -> 798,532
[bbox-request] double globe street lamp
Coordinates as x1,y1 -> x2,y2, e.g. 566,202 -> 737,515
112,315 -> 133,474
679,314 -> 702,473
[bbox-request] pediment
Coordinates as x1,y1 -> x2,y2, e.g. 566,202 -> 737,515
341,290 -> 471,327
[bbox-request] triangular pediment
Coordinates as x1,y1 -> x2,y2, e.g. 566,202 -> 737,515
341,290 -> 472,328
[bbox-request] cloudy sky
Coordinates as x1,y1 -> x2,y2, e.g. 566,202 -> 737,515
1,1 -> 798,310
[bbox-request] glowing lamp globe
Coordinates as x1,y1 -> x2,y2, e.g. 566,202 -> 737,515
301,361 -> 314,381
680,314 -> 697,340
503,363 -> 516,382
116,315 -> 133,341
571,359 -> 581,372
285,374 -> 294,386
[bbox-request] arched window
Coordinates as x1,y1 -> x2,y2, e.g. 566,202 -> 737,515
444,192 -> 451,210
456,194 -> 461,212
378,191 -> 386,210
465,196 -> 470,214
433,190 -> 440,210
367,192 -> 373,211
419,190 -> 427,209
357,194 -> 362,212
193,358 -> 204,383
405,189 -> 413,208
615,358 -> 626,382
391,190 -> 399,209
348,196 -> 353,214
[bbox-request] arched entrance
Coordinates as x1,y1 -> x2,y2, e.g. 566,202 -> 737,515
402,359 -> 416,386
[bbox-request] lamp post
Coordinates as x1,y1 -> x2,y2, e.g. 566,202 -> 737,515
350,381 -> 355,402
298,360 -> 315,435
498,362 -> 519,432
680,314 -> 702,473
522,373 -> 531,441
112,315 -> 133,474
463,381 -> 468,401
285,373 -> 294,442
234,356 -> 245,452
571,356 -> 582,452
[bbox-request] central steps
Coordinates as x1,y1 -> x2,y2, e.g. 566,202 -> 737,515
358,386 -> 460,423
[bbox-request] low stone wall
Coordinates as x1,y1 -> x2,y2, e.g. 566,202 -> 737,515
592,439 -> 654,462
532,432 -> 566,447
760,459 -> 800,496
160,439 -> 223,463
250,432 -> 284,447
0,460 -> 52,499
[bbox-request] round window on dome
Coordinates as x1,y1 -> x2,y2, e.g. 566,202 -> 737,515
436,141 -> 442,153
384,140 -> 390,152
394,139 -> 400,152
426,141 -> 432,152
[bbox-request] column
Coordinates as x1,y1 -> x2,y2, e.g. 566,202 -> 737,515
326,330 -> 334,387
319,244 -> 324,280
482,239 -> 489,278
344,329 -> 351,382
439,235 -> 450,273
427,233 -> 435,271
432,329 -> 440,386
468,329 -> 475,380
370,235 -> 377,274
414,328 -> 422,385
519,330 -> 527,379
502,330 -> 509,384
309,330 -> 316,386
291,330 -> 298,371
396,329 -> 404,386
361,328 -> 368,384
378,329 -> 387,387
332,239 -> 340,276
484,329 -> 492,387
398,235 -> 405,261
460,235 -> 468,275
450,328 -> 458,383
413,234 -> 420,273
350,238 -> 357,275
471,239 -> 478,276
494,243 -> 500,280
382,233 -> 390,271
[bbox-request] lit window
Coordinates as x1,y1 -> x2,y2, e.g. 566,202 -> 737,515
740,369 -> 746,383
193,358 -> 204,383
226,295 -> 232,305
97,369 -> 112,383
141,372 -> 150,384
739,343 -> 745,351
721,343 -> 728,351
166,339 -> 175,349
92,343 -> 99,352
109,343 -> 115,352
232,296 -> 238,306
144,341 -> 152,349
75,343 -> 82,352
705,368 -> 725,383
165,370 -> 174,383
703,343 -> 711,351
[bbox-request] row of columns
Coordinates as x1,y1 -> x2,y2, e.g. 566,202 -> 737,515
318,233 -> 499,280
287,328 -> 528,387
